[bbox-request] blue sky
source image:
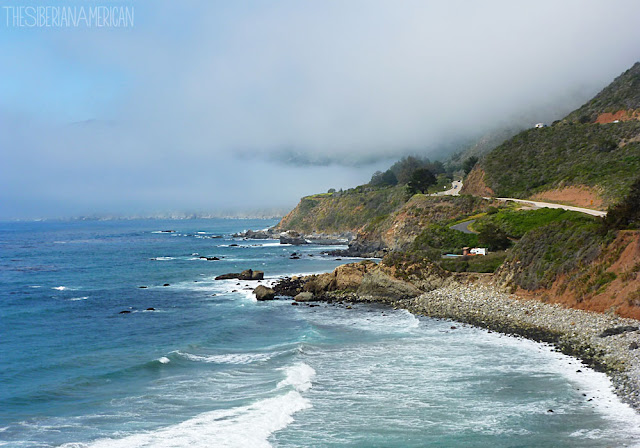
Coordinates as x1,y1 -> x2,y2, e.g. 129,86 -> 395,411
2,0 -> 640,219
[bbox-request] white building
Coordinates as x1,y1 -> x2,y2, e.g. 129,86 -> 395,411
534,123 -> 547,128
470,248 -> 487,256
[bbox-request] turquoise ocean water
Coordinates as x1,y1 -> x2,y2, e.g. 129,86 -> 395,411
1,218 -> 639,447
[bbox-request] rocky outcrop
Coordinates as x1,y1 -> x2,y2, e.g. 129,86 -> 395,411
254,285 -> 276,301
275,260 -> 421,303
215,269 -> 264,281
273,277 -> 305,296
279,231 -> 308,245
357,268 -> 421,301
294,292 -> 315,302
233,229 -> 274,239
329,239 -> 387,258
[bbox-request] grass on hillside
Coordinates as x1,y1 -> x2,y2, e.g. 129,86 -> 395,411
502,219 -> 608,290
481,121 -> 640,205
277,185 -> 408,233
473,208 -> 596,239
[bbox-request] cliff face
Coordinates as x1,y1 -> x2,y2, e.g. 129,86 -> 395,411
502,231 -> 640,320
460,167 -> 493,197
275,186 -> 407,235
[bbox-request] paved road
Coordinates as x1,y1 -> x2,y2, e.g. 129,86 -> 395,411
434,180 -> 462,196
436,180 -> 607,217
491,197 -> 607,217
450,219 -> 477,234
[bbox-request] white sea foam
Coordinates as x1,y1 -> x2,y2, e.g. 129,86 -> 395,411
29,285 -> 41,288
277,363 -> 316,393
465,329 -> 640,441
69,296 -> 89,301
83,363 -> 314,448
150,257 -> 175,261
52,286 -> 67,291
176,351 -> 273,365
157,357 -> 171,364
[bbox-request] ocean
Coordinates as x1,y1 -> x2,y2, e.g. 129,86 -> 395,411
1,218 -> 639,447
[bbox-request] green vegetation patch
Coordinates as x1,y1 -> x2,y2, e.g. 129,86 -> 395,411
278,185 -> 408,233
474,208 -> 595,239
413,223 -> 479,255
504,219 -> 606,290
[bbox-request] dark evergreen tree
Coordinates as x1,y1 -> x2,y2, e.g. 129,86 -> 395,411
478,223 -> 510,251
407,168 -> 437,195
370,169 -> 398,187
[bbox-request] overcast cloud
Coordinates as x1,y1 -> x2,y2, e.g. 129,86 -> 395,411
1,0 -> 640,219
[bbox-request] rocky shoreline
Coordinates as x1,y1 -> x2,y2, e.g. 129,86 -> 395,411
269,264 -> 640,412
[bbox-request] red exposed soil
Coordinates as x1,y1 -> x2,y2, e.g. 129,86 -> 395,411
595,109 -> 640,124
516,231 -> 640,319
530,186 -> 605,210
460,167 -> 494,197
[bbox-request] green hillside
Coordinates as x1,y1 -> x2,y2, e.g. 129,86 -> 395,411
275,185 -> 407,234
564,62 -> 640,123
480,121 -> 640,204
470,62 -> 640,206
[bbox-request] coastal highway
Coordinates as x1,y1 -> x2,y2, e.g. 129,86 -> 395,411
439,180 -> 607,217
490,197 -> 607,217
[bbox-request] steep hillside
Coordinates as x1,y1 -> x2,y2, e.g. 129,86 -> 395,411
499,229 -> 640,320
275,185 -> 407,234
351,194 -> 494,253
564,62 -> 640,124
470,121 -> 640,207
462,62 -> 640,207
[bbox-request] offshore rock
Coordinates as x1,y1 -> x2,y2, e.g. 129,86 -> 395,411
280,231 -> 308,245
254,285 -> 276,301
215,269 -> 264,281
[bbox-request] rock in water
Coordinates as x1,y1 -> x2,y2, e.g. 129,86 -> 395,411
254,285 -> 276,301
279,231 -> 307,245
215,273 -> 239,280
251,270 -> 264,280
294,292 -> 314,302
239,269 -> 254,280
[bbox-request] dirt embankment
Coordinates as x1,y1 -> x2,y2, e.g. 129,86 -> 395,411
516,231 -> 640,320
595,109 -> 640,124
530,186 -> 605,210
460,167 -> 494,197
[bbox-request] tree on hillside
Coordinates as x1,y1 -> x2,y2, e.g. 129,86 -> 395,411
477,223 -> 511,251
463,156 -> 479,175
602,177 -> 640,231
407,168 -> 437,195
389,156 -> 446,185
390,156 -> 425,184
370,169 -> 398,187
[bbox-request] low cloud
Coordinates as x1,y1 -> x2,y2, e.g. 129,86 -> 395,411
2,0 -> 640,218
